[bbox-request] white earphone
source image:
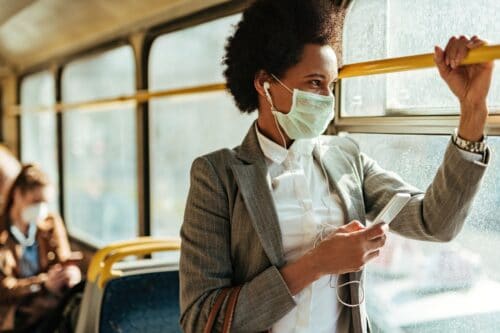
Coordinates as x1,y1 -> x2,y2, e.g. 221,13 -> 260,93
263,82 -> 272,102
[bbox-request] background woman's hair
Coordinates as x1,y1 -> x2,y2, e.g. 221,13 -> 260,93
1,164 -> 50,228
0,145 -> 21,199
223,0 -> 337,113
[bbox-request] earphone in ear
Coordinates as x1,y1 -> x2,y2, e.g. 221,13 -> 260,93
263,82 -> 272,101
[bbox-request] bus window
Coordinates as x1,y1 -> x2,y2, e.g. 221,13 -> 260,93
20,71 -> 59,212
149,14 -> 255,238
61,46 -> 138,246
349,133 -> 500,332
342,0 -> 500,117
342,1 -> 500,331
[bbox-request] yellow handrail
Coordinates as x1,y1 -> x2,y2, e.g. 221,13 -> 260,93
7,44 -> 500,115
338,44 -> 500,78
97,240 -> 181,288
8,83 -> 226,116
87,237 -> 180,283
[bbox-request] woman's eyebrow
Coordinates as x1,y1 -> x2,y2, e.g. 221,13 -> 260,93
304,73 -> 326,79
304,73 -> 338,81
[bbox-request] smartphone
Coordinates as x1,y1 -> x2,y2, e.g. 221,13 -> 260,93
373,193 -> 411,225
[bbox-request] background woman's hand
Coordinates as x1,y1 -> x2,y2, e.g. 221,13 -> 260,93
44,264 -> 81,294
44,264 -> 69,295
312,220 -> 387,276
434,35 -> 494,141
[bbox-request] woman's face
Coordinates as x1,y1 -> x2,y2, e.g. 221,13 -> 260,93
14,186 -> 53,222
266,43 -> 338,114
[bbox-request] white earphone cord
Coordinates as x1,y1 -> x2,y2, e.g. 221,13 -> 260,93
264,81 -> 287,148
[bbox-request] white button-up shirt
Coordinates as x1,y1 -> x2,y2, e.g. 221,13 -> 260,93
256,126 -> 345,333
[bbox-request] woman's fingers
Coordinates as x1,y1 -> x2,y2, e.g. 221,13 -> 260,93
369,234 -> 387,248
454,35 -> 470,68
442,35 -> 487,70
444,36 -> 459,67
466,36 -> 487,49
364,250 -> 380,263
434,46 -> 449,78
337,220 -> 364,233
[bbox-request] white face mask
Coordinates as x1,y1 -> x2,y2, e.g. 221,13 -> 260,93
21,202 -> 49,224
264,74 -> 335,140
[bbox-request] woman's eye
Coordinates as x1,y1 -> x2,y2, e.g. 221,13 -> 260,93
310,80 -> 321,87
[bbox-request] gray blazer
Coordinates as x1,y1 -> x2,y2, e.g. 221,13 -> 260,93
179,124 -> 489,333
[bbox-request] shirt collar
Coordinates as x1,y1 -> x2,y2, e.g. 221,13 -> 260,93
255,124 -> 316,165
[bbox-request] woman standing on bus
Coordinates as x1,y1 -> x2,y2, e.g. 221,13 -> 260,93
0,164 -> 81,331
180,1 -> 493,332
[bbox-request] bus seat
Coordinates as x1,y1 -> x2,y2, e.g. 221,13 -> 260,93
75,240 -> 181,333
99,269 -> 181,333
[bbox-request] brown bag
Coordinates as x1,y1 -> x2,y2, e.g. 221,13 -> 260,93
204,286 -> 242,333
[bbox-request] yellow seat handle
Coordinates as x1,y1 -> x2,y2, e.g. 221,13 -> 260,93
87,237 -> 178,282
97,240 -> 181,288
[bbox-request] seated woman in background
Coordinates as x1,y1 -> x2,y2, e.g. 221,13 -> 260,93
0,164 -> 81,331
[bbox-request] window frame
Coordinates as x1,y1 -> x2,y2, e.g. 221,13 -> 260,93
332,80 -> 500,136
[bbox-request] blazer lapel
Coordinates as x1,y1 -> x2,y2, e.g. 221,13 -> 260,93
314,143 -> 365,224
231,124 -> 285,267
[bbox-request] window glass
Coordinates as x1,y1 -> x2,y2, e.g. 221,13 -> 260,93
20,71 -> 59,211
348,133 -> 500,332
149,14 -> 255,237
342,0 -> 500,117
62,46 -> 138,246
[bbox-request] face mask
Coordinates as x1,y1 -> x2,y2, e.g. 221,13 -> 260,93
21,202 -> 49,225
265,74 -> 335,140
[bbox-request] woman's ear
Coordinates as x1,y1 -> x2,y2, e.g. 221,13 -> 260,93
254,70 -> 272,98
254,71 -> 275,107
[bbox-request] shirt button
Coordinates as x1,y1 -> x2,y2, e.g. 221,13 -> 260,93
271,178 -> 279,190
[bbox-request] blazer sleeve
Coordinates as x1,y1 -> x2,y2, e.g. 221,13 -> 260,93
361,139 -> 489,242
179,157 -> 295,333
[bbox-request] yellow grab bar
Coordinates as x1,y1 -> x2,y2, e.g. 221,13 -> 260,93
338,44 -> 500,79
97,240 -> 181,288
8,45 -> 500,115
87,237 -> 179,282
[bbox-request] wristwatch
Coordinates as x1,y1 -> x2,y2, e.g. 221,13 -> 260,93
452,128 -> 487,154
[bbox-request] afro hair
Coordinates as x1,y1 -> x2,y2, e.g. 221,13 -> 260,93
223,0 -> 337,113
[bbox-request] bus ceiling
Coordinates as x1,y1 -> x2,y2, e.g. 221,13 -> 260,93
0,0 -> 231,73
